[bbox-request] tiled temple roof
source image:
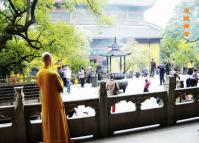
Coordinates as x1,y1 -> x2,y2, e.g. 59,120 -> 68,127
55,0 -> 156,8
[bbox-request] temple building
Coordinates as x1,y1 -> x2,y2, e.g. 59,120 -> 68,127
49,0 -> 162,72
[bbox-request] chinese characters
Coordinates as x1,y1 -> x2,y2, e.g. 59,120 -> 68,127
183,8 -> 191,37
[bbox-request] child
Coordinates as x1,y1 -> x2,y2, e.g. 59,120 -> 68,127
144,78 -> 150,92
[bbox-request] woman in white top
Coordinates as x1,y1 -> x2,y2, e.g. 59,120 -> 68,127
79,66 -> 85,87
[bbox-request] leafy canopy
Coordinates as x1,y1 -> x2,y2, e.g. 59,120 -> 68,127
0,0 -> 107,77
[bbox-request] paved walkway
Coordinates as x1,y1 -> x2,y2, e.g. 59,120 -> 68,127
79,121 -> 199,143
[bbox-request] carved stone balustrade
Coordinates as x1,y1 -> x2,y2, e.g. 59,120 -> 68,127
0,76 -> 199,143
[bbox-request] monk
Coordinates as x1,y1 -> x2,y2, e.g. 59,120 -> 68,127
36,52 -> 71,143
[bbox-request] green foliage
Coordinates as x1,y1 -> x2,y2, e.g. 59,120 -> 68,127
173,40 -> 197,66
0,0 -> 108,77
161,0 -> 199,67
68,54 -> 89,73
25,21 -> 90,75
0,39 -> 40,78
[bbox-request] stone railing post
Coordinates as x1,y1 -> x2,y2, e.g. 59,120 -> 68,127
13,86 -> 27,143
165,76 -> 176,125
98,81 -> 109,138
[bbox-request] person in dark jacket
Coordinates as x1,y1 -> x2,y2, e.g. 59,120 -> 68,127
150,58 -> 156,78
96,64 -> 102,80
158,62 -> 165,85
165,61 -> 171,75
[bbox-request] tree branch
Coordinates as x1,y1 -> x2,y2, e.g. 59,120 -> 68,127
25,0 -> 31,24
0,11 -> 12,21
0,0 -> 40,51
86,0 -> 100,16
25,0 -> 38,28
182,37 -> 199,43
8,0 -> 18,14
16,33 -> 42,50
0,52 -> 40,70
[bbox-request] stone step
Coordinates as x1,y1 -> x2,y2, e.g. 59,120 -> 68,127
0,86 -> 38,92
23,88 -> 39,93
24,93 -> 40,98
0,90 -> 14,94
0,84 -> 39,103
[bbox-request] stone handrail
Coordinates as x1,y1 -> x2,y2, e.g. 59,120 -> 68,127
0,76 -> 199,142
175,87 -> 199,99
108,91 -> 167,106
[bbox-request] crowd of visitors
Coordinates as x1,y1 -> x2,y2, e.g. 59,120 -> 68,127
57,64 -> 101,90
149,58 -> 198,87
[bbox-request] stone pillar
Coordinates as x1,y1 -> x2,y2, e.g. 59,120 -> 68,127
13,86 -> 27,143
98,81 -> 109,137
92,75 -> 98,87
166,76 -> 176,125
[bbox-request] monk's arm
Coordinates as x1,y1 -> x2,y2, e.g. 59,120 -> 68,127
36,73 -> 41,88
55,73 -> 64,92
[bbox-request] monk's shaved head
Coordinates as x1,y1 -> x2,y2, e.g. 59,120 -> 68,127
42,52 -> 52,61
42,52 -> 52,67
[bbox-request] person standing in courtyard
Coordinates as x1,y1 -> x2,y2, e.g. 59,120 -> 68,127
165,60 -> 171,75
96,64 -> 103,80
144,78 -> 150,92
187,60 -> 194,75
158,61 -> 165,85
79,66 -> 85,87
62,65 -> 67,87
106,73 -> 119,112
64,65 -> 71,93
192,69 -> 198,87
150,58 -> 156,78
87,65 -> 92,83
36,52 -> 71,143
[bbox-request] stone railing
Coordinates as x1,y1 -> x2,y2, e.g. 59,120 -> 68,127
0,76 -> 199,143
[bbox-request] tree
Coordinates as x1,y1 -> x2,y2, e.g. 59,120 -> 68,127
161,0 -> 199,67
0,0 -> 106,50
0,39 -> 40,77
0,0 -> 108,77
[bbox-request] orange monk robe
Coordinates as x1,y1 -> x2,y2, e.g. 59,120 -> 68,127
36,67 -> 71,143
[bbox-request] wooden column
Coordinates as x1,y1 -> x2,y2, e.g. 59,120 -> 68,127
120,56 -> 122,72
106,56 -> 109,73
124,56 -> 126,73
110,56 -> 112,72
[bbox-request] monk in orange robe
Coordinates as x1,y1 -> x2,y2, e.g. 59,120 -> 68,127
36,52 -> 71,143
